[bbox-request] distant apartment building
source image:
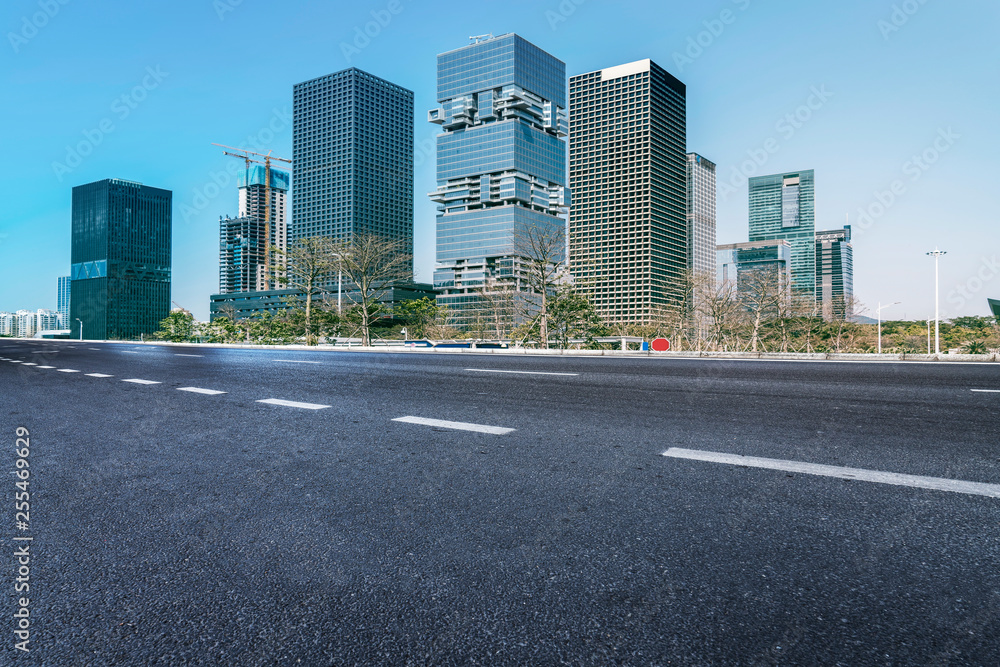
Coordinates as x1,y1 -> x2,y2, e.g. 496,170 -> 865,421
219,165 -> 290,293
815,226 -> 854,320
57,275 -> 71,327
717,240 -> 792,302
11,309 -> 60,338
70,179 -> 172,340
748,170 -> 815,299
429,33 -> 570,330
687,153 -> 717,281
569,59 -> 687,324
0,312 -> 14,336
292,67 -> 414,254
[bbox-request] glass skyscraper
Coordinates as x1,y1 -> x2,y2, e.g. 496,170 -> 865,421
687,153 -> 717,280
70,179 -> 172,340
569,59 -> 687,325
429,34 -> 569,332
292,68 -> 414,255
748,170 -> 816,298
815,226 -> 854,320
57,275 -> 71,327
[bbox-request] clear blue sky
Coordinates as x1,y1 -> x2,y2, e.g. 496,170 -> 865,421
2,0 -> 997,321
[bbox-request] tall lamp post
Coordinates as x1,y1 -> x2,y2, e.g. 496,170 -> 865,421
876,301 -> 900,354
926,248 -> 947,354
75,318 -> 83,341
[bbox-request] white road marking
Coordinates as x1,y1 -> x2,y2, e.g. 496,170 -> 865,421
257,398 -> 330,410
9,360 -> 23,363
37,366 -> 55,369
466,368 -> 579,377
122,379 -> 160,385
662,448 -> 1000,499
86,373 -> 114,378
175,354 -> 204,357
274,359 -> 321,364
971,389 -> 1000,393
392,416 -> 515,435
57,369 -> 80,373
177,387 -> 226,395
121,351 -> 140,354
89,348 -> 100,350
21,363 -> 37,366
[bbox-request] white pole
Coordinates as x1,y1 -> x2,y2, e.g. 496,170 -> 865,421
338,267 -> 342,315
877,303 -> 882,354
926,249 -> 946,354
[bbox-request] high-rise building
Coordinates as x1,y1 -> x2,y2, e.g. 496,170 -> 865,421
292,68 -> 414,255
748,170 -> 815,299
687,153 -> 717,280
219,166 -> 290,293
815,226 -> 854,320
57,275 -> 71,327
428,33 -> 570,331
717,240 -> 792,289
0,312 -> 14,336
70,179 -> 172,340
569,59 -> 687,325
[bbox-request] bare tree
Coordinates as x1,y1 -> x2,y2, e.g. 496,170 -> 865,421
698,279 -> 742,351
272,236 -> 341,344
476,275 -> 520,340
337,233 -> 413,346
739,267 -> 788,353
513,222 -> 565,349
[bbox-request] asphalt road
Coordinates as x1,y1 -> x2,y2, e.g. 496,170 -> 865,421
1,340 -> 999,666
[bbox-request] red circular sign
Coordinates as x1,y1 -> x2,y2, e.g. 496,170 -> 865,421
651,338 -> 670,352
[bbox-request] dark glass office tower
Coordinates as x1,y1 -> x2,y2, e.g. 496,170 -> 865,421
429,33 -> 569,331
748,170 -> 816,298
815,226 -> 853,320
70,179 -> 172,340
292,68 -> 414,256
569,59 -> 687,325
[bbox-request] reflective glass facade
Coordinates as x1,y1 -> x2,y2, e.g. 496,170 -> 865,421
292,68 -> 413,254
717,240 -> 792,303
687,153 -> 717,279
70,179 -> 172,340
57,275 -> 71,324
430,34 -> 568,330
749,170 -> 815,297
569,59 -> 687,324
815,226 -> 854,320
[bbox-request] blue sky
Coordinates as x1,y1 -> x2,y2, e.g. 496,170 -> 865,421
2,0 -> 997,321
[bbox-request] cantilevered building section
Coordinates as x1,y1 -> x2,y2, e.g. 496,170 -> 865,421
429,33 -> 569,331
292,68 -> 414,254
569,59 -> 687,325
748,170 -> 816,299
687,153 -> 717,281
219,166 -> 289,293
815,226 -> 854,320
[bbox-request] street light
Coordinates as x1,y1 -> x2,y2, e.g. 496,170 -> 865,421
926,248 -> 947,354
75,318 -> 83,341
876,301 -> 900,354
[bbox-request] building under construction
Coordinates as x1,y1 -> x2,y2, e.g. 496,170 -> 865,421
219,165 -> 290,293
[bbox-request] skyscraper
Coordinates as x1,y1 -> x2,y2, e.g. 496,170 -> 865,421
748,170 -> 816,299
57,275 -> 71,327
70,179 -> 172,340
568,59 -> 687,325
429,33 -> 570,331
815,226 -> 854,320
292,68 -> 414,254
687,153 -> 717,280
219,165 -> 289,293
717,240 -> 792,292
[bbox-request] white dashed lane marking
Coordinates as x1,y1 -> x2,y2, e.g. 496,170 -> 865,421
971,389 -> 1000,393
466,368 -> 579,377
274,360 -> 321,364
122,379 -> 160,385
21,363 -> 37,366
86,373 -> 114,378
257,398 -> 330,410
175,354 -> 204,358
57,369 -> 80,373
177,387 -> 226,395
37,366 -> 56,369
392,416 -> 515,435
662,448 -> 1000,499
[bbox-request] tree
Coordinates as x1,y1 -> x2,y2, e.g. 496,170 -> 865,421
396,297 -> 446,340
513,222 -> 565,349
476,275 -> 520,340
337,233 -> 413,346
273,236 -> 341,345
154,310 -> 195,342
548,287 -> 604,348
698,279 -> 742,351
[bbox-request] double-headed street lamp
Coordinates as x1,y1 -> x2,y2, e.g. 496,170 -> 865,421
926,248 -> 947,354
876,301 -> 900,354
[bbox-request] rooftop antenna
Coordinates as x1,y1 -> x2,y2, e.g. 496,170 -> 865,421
469,33 -> 494,44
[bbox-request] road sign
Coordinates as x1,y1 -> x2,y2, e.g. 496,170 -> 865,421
651,338 -> 670,352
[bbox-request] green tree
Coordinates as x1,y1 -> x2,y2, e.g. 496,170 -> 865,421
396,297 -> 445,339
154,310 -> 195,342
548,288 -> 605,348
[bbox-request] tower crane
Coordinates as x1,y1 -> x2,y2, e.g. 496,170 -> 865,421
213,143 -> 292,291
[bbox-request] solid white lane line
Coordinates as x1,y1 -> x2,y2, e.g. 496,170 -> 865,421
274,359 -> 321,364
971,389 -> 1000,393
86,373 -> 114,378
257,398 -> 330,410
177,387 -> 226,395
662,448 -> 1000,499
466,368 -> 579,377
175,354 -> 204,357
392,416 -> 515,435
122,379 -> 160,385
